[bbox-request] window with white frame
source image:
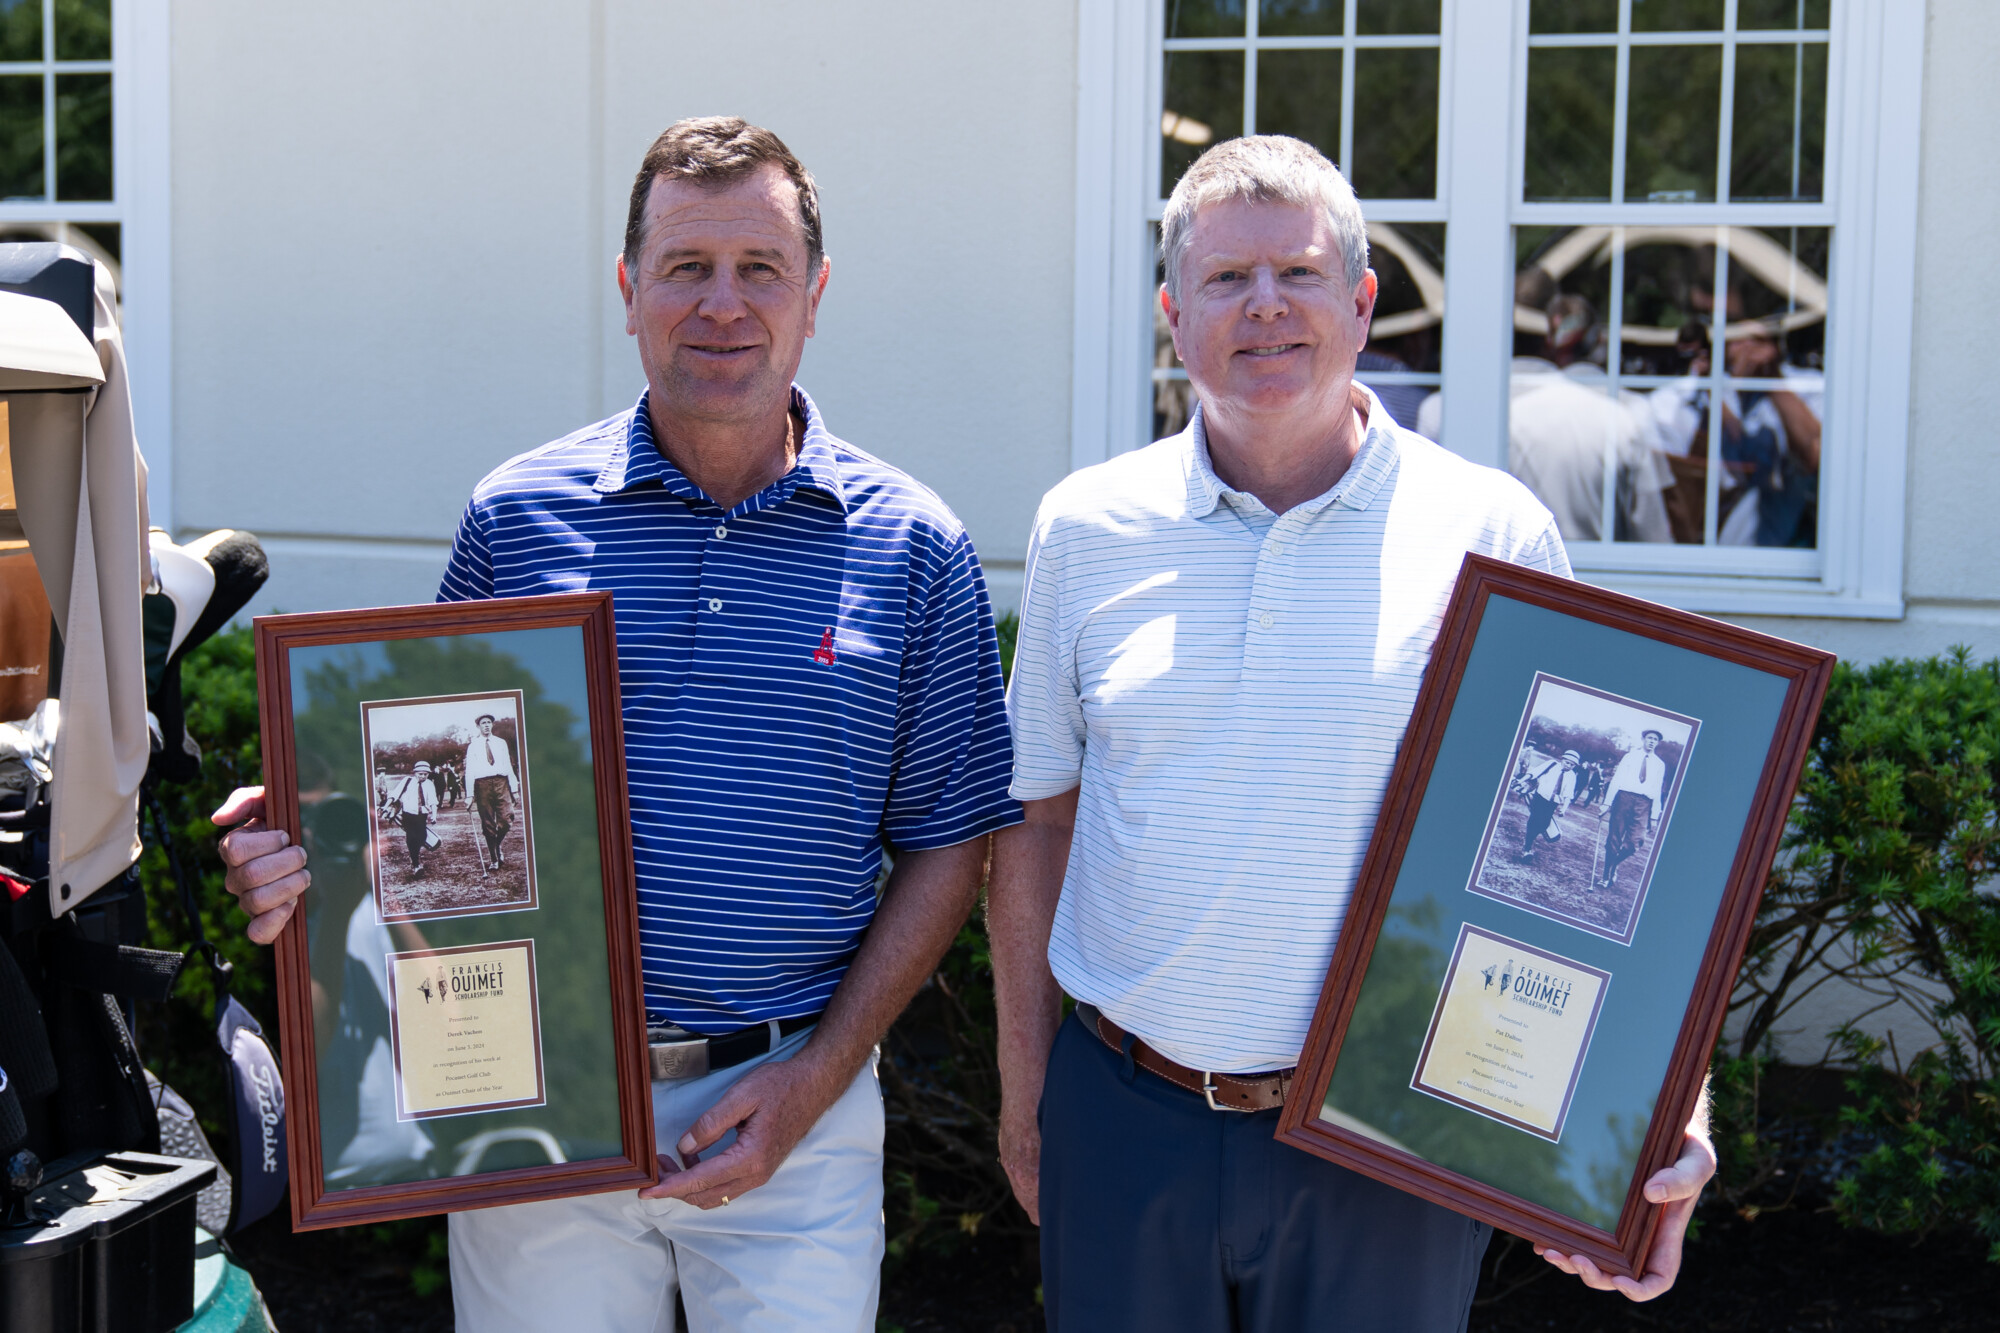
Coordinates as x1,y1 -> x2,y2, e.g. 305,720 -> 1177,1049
0,0 -> 121,284
1152,1 -> 1448,442
1075,0 -> 1922,617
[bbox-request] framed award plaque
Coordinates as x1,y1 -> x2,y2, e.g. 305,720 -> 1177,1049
1277,556 -> 1834,1279
255,591 -> 655,1229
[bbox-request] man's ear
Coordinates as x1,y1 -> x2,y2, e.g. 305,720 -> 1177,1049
804,254 -> 831,338
617,252 -> 639,336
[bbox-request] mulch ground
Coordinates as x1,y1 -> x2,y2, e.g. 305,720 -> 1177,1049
370,801 -> 532,919
228,1198 -> 1999,1332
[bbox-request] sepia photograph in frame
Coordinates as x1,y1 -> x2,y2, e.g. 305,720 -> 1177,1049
255,591 -> 654,1228
361,689 -> 539,924
1277,556 -> 1835,1282
1464,673 -> 1699,946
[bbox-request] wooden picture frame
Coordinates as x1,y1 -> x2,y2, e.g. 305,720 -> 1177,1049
1276,556 -> 1834,1279
255,592 -> 655,1229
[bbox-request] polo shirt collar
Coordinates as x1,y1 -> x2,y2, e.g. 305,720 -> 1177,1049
593,384 -> 849,514
1181,381 -> 1402,519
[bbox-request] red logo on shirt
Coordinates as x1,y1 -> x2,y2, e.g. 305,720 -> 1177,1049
812,627 -> 838,666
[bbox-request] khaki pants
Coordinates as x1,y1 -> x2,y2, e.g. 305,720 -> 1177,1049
448,1026 -> 885,1332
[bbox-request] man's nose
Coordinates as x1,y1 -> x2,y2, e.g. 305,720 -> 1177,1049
697,267 -> 751,321
1244,267 -> 1287,319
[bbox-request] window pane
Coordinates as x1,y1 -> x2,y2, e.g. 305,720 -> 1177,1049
1256,49 -> 1341,164
1355,0 -> 1440,35
55,72 -> 110,202
1714,225 -> 1829,549
1351,47 -> 1438,198
1625,44 -> 1721,201
1630,0 -> 1723,31
1358,222 -> 1443,435
1737,0 -> 1830,29
1510,226 -> 1679,545
1730,41 -> 1827,202
1166,0 -> 1246,39
0,75 -> 43,200
53,0 -> 109,60
1530,0 -> 1617,35
1152,225 -> 1197,442
1162,51 -> 1243,195
1619,230 -> 1713,377
1259,0 -> 1341,37
1525,47 -> 1614,201
0,0 -> 41,63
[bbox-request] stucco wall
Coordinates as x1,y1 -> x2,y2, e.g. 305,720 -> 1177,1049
168,0 -> 1079,614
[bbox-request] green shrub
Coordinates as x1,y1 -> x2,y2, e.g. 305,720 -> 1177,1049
144,623 -> 2000,1263
1723,649 -> 2000,1257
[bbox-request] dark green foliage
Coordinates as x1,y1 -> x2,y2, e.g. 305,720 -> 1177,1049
1723,649 -> 2000,1258
136,626 -> 283,1141
145,622 -> 2000,1267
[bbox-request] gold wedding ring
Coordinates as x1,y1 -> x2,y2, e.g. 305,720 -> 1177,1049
720,1195 -> 731,1206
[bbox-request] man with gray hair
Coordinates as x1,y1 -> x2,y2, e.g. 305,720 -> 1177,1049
990,135 -> 1715,1329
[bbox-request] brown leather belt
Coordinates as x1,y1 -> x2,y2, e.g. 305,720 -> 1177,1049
1075,1003 -> 1291,1113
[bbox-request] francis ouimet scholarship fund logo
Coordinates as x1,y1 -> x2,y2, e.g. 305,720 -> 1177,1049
417,958 -> 510,1006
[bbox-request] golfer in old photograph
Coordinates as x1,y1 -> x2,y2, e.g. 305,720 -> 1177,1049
1518,747 -> 1580,862
384,760 -> 439,878
463,713 -> 520,874
1598,728 -> 1666,890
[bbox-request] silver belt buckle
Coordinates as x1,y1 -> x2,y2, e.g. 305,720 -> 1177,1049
648,1033 -> 710,1082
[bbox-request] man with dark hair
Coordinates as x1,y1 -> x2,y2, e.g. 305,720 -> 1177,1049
461,713 -> 519,873
215,116 -> 1018,1330
1598,728 -> 1667,890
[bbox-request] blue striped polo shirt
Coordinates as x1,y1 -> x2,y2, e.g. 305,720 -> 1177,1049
439,386 -> 1021,1030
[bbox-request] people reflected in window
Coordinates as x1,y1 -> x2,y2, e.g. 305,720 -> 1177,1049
1508,295 -> 1674,544
1644,319 -> 1821,547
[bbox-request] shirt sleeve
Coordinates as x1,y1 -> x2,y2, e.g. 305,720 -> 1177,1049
438,495 -> 496,602
879,528 -> 1023,850
1516,516 -> 1573,579
1005,505 -> 1086,800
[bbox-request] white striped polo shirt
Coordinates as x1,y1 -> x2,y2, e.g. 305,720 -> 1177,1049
1007,387 -> 1570,1073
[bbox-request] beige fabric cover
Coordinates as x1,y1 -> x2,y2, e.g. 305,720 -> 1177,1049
1,259 -> 150,913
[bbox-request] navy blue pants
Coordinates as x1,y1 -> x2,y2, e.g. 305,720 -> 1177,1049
1039,1012 -> 1491,1332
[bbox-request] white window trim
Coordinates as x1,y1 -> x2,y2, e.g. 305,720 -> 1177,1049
0,0 -> 172,532
1071,0 -> 1925,620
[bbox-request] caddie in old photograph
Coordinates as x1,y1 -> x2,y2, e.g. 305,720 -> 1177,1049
360,690 -> 539,923
1467,674 -> 1698,945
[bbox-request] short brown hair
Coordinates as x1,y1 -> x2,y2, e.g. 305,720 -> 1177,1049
622,117 -> 823,275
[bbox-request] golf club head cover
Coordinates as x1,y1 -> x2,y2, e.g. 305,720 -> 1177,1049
217,994 -> 287,1232
180,530 -> 269,653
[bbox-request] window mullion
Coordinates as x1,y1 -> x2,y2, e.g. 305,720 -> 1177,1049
1340,0 -> 1358,177
1243,0 -> 1258,135
1702,233 -> 1730,547
1610,0 -> 1632,204
1600,232 -> 1626,540
1717,0 -> 1740,203
41,0 -> 55,202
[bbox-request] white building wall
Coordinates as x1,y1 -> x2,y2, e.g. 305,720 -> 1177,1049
1728,0 -> 2000,669
167,0 -> 1080,615
155,0 -> 1994,1066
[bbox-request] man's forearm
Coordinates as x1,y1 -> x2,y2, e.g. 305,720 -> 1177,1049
990,791 -> 1078,1101
795,836 -> 990,1085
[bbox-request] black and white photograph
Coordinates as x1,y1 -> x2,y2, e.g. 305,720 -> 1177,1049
1464,674 -> 1699,945
360,690 -> 538,923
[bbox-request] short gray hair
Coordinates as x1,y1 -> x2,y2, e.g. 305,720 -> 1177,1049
1159,135 -> 1370,304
